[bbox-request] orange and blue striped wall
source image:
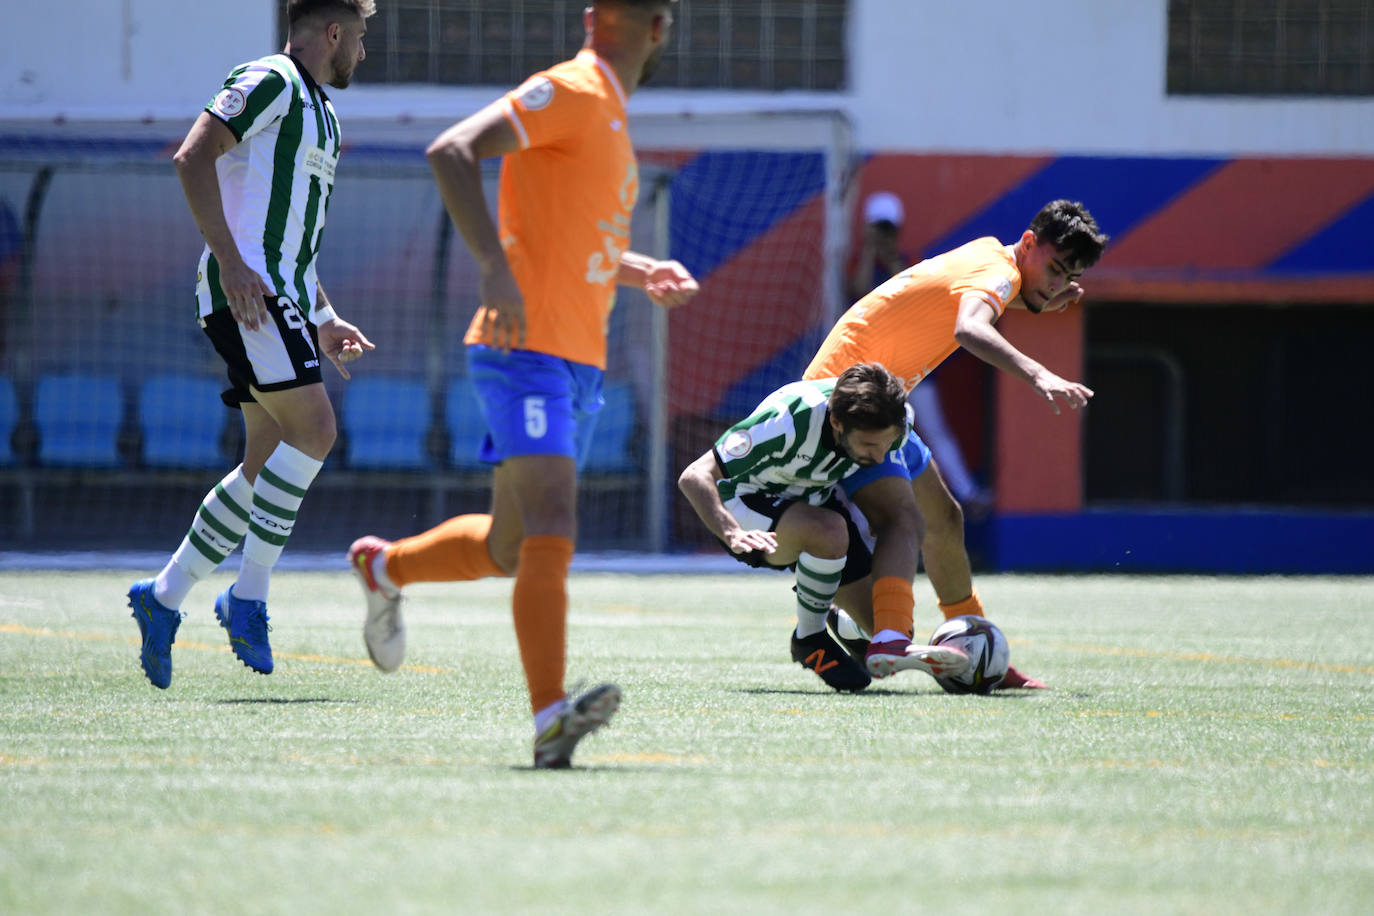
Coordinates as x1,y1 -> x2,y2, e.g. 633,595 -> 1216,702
666,150 -> 1374,423
664,151 -> 1374,571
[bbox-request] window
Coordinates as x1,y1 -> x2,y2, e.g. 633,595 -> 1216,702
1168,0 -> 1374,96
280,0 -> 849,90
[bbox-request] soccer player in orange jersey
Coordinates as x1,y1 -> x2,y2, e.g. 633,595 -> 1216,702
805,200 -> 1108,688
347,0 -> 697,769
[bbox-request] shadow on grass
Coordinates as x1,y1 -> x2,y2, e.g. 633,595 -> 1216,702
507,764 -> 670,774
740,686 -> 934,697
739,686 -> 1047,700
214,697 -> 353,705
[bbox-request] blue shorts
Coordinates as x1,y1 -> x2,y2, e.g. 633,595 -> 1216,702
466,345 -> 604,467
839,429 -> 933,497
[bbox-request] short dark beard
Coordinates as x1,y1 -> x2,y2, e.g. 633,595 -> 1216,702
329,46 -> 354,88
835,427 -> 876,467
638,45 -> 665,85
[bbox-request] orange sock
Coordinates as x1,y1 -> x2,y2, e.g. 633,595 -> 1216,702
385,514 -> 505,588
512,535 -> 573,714
872,576 -> 915,638
938,589 -> 985,619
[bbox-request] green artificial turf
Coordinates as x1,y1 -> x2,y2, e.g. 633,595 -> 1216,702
2,571 -> 1371,915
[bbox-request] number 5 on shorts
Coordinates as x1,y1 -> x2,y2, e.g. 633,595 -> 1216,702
524,396 -> 547,439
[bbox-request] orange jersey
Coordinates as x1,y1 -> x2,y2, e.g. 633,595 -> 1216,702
464,50 -> 639,370
805,237 -> 1021,392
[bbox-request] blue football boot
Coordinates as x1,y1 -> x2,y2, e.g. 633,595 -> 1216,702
214,587 -> 273,675
128,578 -> 183,689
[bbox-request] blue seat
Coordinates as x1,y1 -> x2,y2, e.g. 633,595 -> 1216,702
0,376 -> 16,466
584,382 -> 637,472
445,378 -> 488,470
342,377 -> 432,470
34,372 -> 123,467
138,374 -> 225,468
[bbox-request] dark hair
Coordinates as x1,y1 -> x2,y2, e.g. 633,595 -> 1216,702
594,0 -> 678,10
288,0 -> 375,28
1028,199 -> 1109,269
830,363 -> 908,432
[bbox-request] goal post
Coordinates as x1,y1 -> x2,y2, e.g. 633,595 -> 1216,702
633,110 -> 854,552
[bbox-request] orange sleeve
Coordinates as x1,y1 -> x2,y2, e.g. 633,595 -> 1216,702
503,72 -> 596,151
952,260 -> 1020,318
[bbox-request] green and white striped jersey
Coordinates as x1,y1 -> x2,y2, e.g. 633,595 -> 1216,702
713,379 -> 903,507
195,53 -> 342,321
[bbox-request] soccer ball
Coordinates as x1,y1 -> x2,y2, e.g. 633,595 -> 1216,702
928,615 -> 1010,694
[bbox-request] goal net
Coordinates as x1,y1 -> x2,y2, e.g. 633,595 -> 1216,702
0,110 -> 852,557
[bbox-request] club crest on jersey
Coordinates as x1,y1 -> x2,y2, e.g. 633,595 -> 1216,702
214,87 -> 247,118
515,76 -> 554,111
722,430 -> 753,459
994,276 -> 1013,303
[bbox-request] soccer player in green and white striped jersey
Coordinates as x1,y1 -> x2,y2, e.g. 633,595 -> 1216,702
678,362 -> 971,692
127,0 -> 377,690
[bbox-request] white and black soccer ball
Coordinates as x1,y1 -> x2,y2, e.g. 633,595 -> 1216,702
928,615 -> 1010,694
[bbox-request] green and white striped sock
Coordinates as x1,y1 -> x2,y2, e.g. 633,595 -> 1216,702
236,443 -> 323,602
158,466 -> 254,609
794,552 -> 846,637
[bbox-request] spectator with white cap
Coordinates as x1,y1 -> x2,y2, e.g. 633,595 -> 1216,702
849,190 -> 909,301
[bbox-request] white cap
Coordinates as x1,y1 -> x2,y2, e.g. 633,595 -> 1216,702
863,191 -> 905,227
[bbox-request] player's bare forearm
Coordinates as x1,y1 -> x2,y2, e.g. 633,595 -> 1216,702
173,140 -> 241,268
174,113 -> 271,328
427,102 -> 521,272
677,452 -> 734,543
617,251 -> 655,287
953,294 -> 1042,385
954,320 -> 1042,385
426,137 -> 505,272
427,107 -> 528,348
954,296 -> 1092,413
619,251 -> 699,308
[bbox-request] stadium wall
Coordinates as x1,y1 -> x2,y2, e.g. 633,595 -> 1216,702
4,1 -> 1371,157
2,1 -> 1371,573
844,2 -> 1374,156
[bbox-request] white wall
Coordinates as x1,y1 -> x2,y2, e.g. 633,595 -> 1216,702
2,0 -> 1371,156
845,0 -> 1374,155
0,0 -> 274,119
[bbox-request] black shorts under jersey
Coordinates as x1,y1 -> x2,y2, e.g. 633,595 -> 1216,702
715,491 -> 873,586
199,295 -> 322,409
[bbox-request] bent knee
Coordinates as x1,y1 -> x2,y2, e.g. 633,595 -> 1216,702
294,427 -> 336,461
807,511 -> 850,559
279,411 -> 337,460
923,498 -> 964,537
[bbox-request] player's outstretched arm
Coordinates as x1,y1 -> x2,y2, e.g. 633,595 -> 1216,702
677,451 -> 777,554
953,293 -> 1093,414
618,251 -> 699,308
173,112 -> 272,331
